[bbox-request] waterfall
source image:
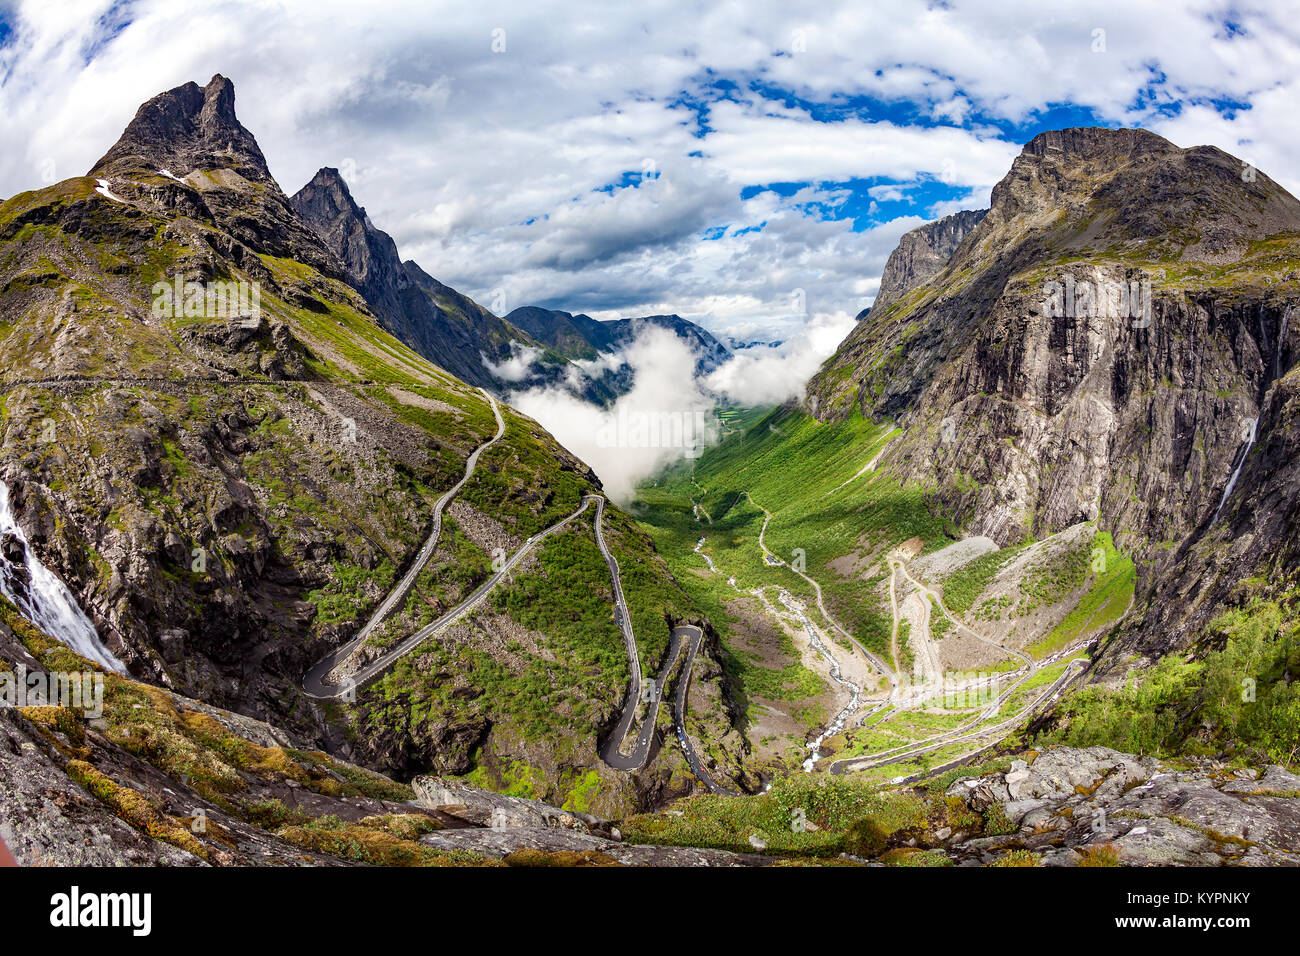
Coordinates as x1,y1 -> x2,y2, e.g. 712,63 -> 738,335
1278,306 -> 1292,383
0,483 -> 125,673
693,536 -> 718,574
1211,419 -> 1257,526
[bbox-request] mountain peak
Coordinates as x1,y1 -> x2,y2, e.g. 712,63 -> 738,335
296,167 -> 365,221
1020,126 -> 1176,162
985,125 -> 1300,251
873,208 -> 987,312
90,74 -> 270,181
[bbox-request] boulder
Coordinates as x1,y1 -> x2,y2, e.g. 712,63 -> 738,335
412,776 -> 605,834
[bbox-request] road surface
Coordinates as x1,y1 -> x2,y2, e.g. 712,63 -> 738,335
304,494 -> 596,699
670,625 -> 735,794
593,500 -> 719,788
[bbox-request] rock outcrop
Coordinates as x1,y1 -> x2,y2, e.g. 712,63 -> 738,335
873,208 -> 986,312
90,74 -> 341,276
413,776 -> 607,832
942,746 -> 1300,866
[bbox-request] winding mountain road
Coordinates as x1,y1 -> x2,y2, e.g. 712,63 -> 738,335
594,498 -> 723,787
671,626 -> 735,794
825,553 -> 1085,775
596,620 -> 732,792
303,389 -> 507,698
304,494 -> 596,699
693,483 -> 1099,782
744,492 -> 898,696
599,623 -> 679,772
302,418 -> 721,789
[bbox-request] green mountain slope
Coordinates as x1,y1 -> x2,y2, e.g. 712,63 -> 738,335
0,75 -> 745,810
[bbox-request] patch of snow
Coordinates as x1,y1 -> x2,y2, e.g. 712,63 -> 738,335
94,179 -> 125,203
158,169 -> 185,183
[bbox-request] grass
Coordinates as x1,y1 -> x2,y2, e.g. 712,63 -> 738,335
273,815 -> 488,867
1027,532 -> 1134,657
308,558 -> 398,627
622,773 -> 928,858
939,545 -> 1027,615
359,518 -> 645,790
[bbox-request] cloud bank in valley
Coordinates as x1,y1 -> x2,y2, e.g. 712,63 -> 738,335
508,314 -> 853,501
704,311 -> 857,407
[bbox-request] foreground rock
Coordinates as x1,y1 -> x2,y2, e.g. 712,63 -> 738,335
413,776 -> 609,834
420,825 -> 769,867
943,746 -> 1300,866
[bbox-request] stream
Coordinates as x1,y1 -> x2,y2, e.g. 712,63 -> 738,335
778,589 -> 862,772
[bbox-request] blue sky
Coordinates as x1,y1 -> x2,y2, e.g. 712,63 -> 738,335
0,0 -> 1296,348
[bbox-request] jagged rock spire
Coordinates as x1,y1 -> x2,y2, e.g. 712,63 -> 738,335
90,74 -> 271,181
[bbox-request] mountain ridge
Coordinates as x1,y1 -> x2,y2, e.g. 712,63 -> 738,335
289,166 -> 553,389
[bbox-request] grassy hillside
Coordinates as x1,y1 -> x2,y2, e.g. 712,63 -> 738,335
634,404 -> 955,658
0,146 -> 732,808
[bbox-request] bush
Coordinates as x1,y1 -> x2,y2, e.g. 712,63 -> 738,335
1077,843 -> 1121,867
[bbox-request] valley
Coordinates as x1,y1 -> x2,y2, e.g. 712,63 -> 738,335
630,401 -> 1129,785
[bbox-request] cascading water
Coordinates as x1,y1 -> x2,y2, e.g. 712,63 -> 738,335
1211,307 -> 1291,526
1211,418 -> 1257,526
779,589 -> 862,772
0,482 -> 124,673
1278,305 -> 1292,383
693,536 -> 720,574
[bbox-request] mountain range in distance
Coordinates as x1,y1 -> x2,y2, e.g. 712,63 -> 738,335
288,164 -> 730,400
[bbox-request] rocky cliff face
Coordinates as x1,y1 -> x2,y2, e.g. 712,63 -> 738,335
807,126 -> 1300,668
289,167 -> 411,328
873,208 -> 986,312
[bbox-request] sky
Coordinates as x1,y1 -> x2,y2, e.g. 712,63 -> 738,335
2,0 -> 1298,350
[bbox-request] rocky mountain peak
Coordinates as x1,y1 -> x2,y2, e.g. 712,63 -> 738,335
984,125 -> 1300,254
295,167 -> 364,221
90,74 -> 271,181
1019,125 -> 1176,163
290,165 -> 408,324
873,208 -> 987,312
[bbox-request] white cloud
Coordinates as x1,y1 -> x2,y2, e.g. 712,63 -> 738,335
509,326 -> 718,501
699,99 -> 1020,189
481,341 -> 543,382
704,311 -> 857,406
507,311 -> 856,498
